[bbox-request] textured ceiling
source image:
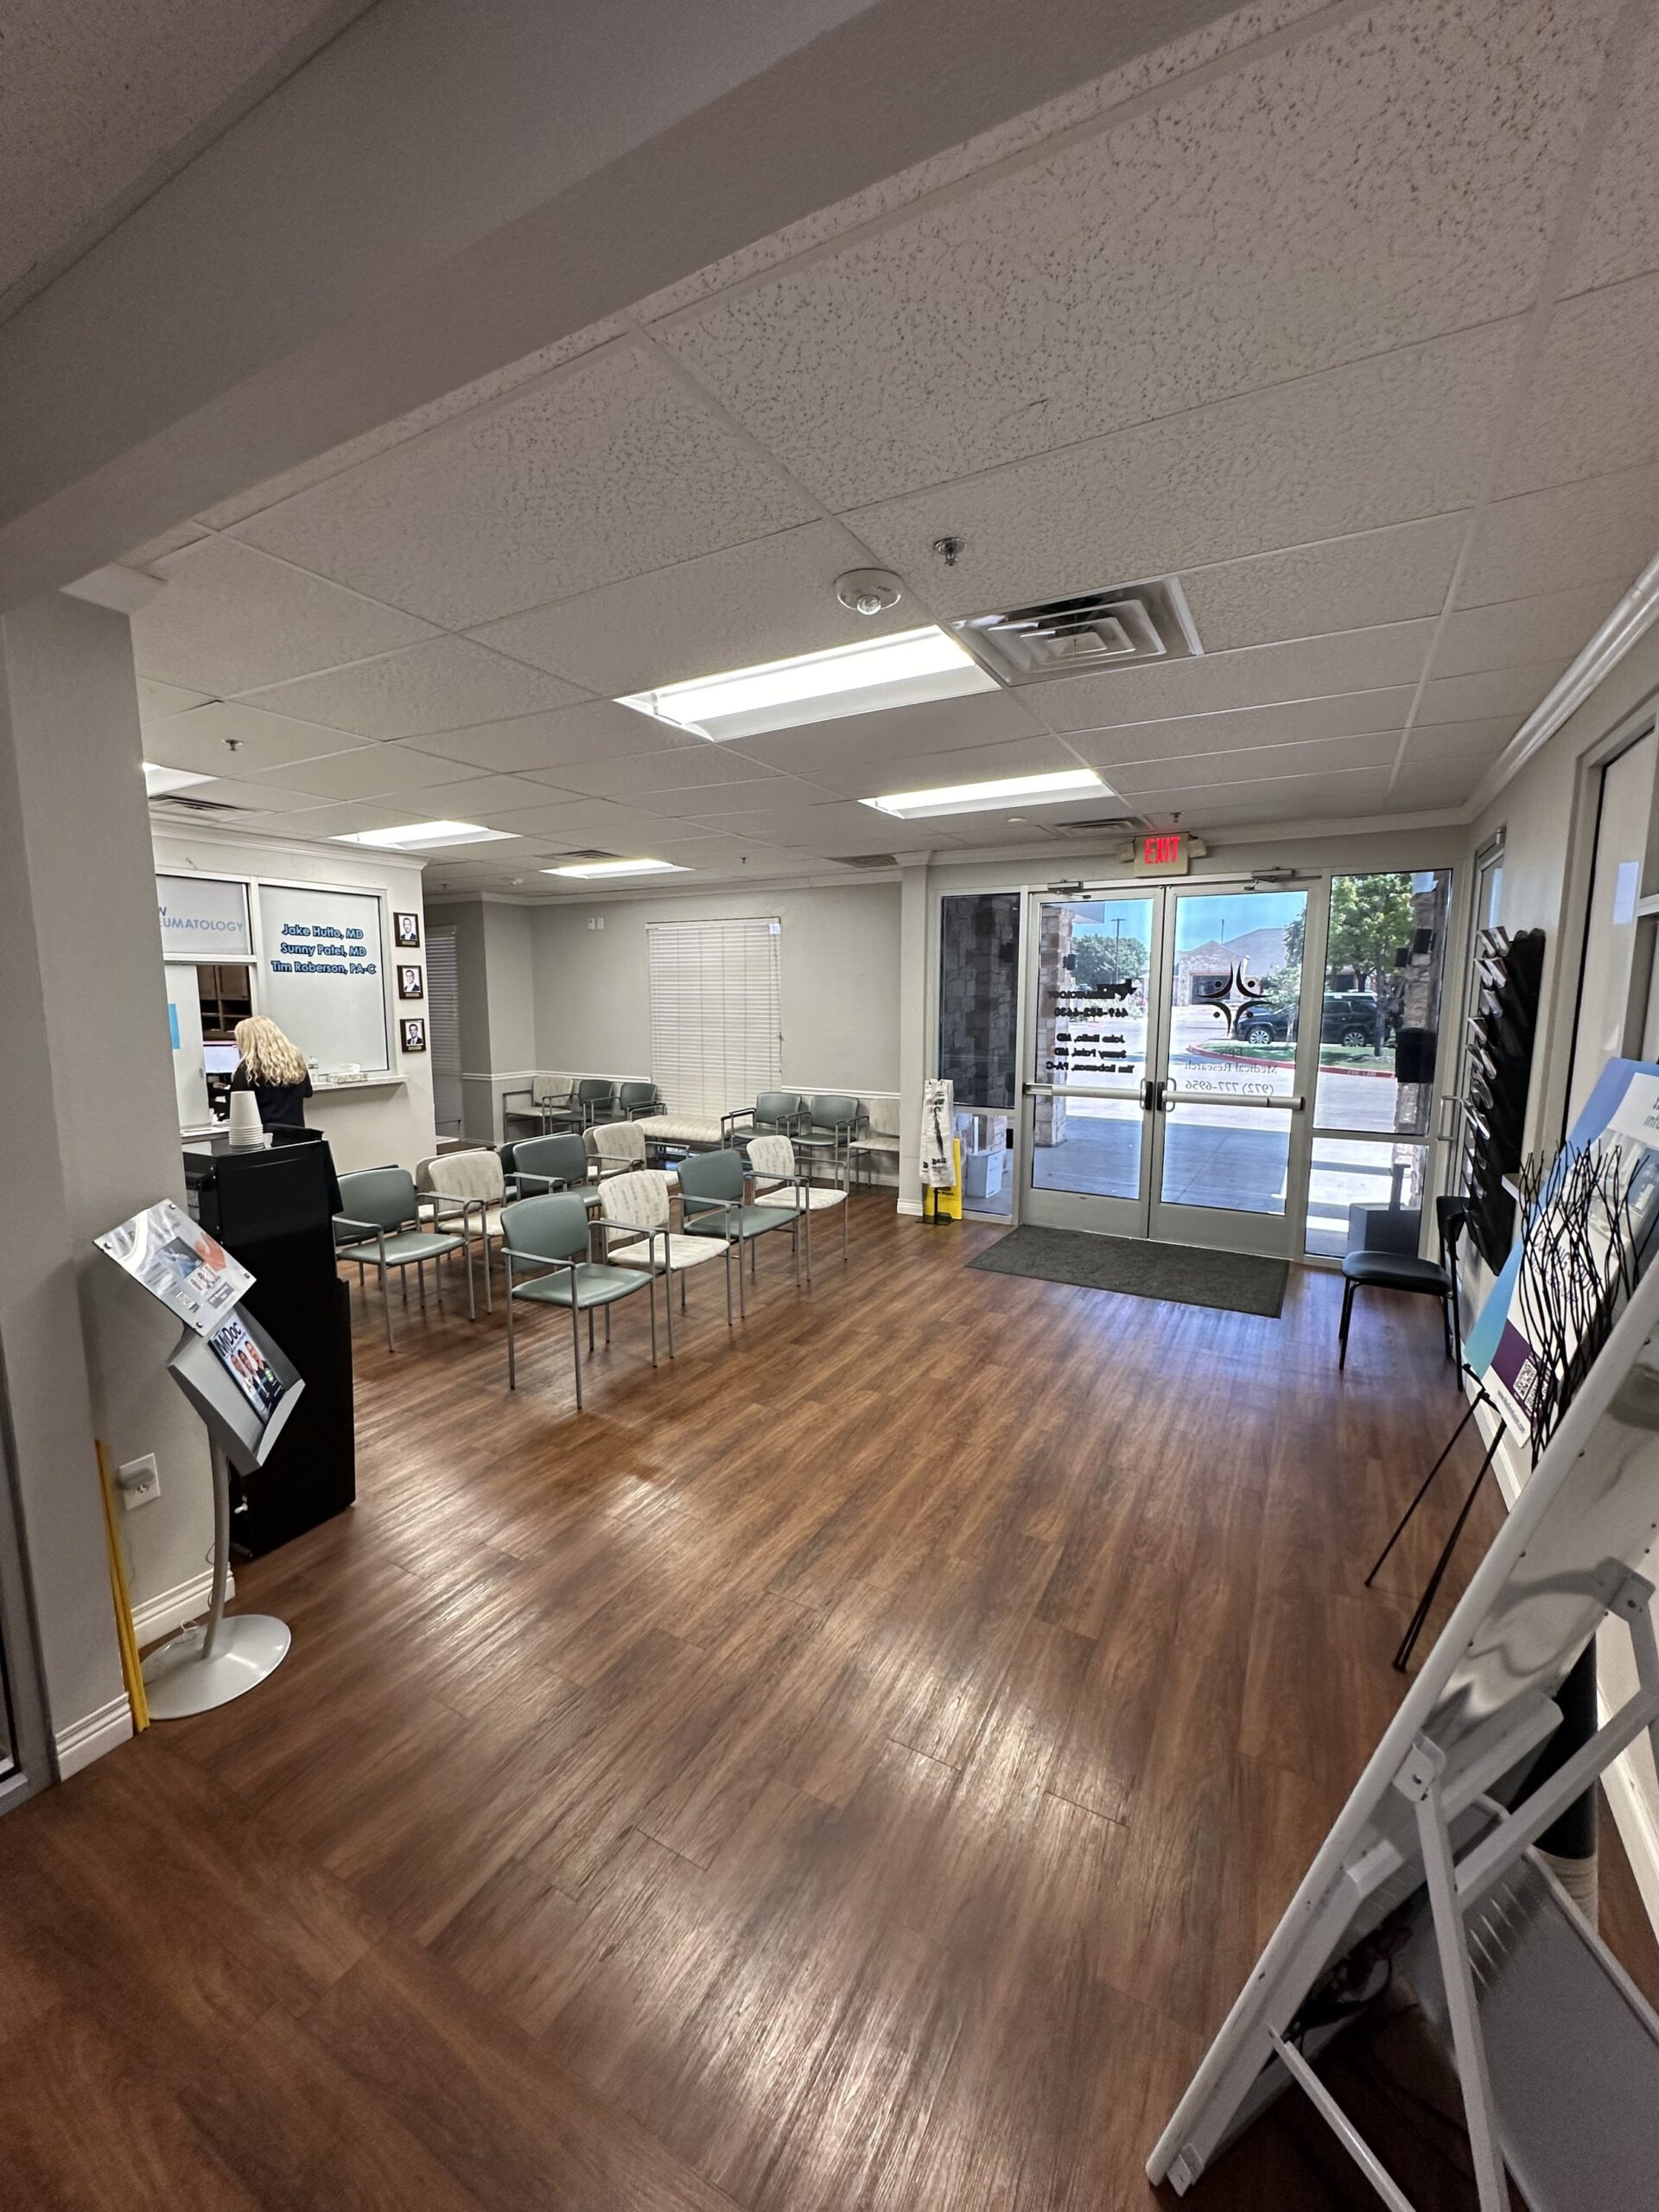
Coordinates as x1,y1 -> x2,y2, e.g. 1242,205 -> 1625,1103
0,0 -> 374,315
131,0 -> 1659,897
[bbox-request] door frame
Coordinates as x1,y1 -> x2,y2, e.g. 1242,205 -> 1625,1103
1014,875 -> 1328,1256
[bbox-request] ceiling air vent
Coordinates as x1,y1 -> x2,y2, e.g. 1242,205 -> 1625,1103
150,793 -> 249,816
957,575 -> 1201,683
544,848 -> 619,861
836,851 -> 901,869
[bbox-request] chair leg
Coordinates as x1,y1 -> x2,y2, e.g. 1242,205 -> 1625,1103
842,1191 -> 849,1260
647,1274 -> 658,1368
723,1241 -> 734,1327
382,1259 -> 394,1353
465,1236 -> 475,1321
588,1307 -> 595,1353
737,1234 -> 747,1320
506,1285 -> 516,1389
1338,1278 -> 1355,1369
1440,1293 -> 1454,1365
571,1298 -> 583,1410
664,1263 -> 675,1357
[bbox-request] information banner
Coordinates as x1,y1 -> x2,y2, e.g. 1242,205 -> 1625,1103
257,884 -> 389,1072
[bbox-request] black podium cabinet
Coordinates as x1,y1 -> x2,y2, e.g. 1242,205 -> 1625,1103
182,1134 -> 355,1555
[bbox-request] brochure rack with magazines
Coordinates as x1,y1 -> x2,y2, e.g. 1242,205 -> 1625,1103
94,1200 -> 302,1718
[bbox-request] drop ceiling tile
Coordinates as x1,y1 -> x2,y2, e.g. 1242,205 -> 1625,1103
1034,624 -> 1435,735
401,772 -> 586,817
686,800 -> 901,850
248,746 -> 493,802
131,536 -> 436,695
1132,765 -> 1395,820
1459,467 -> 1659,607
632,1 -> 1334,326
661,0 -> 1600,506
1497,274 -> 1659,497
1387,761 -> 1488,810
232,341 -> 816,629
1108,731 -> 1401,795
1432,583 -> 1618,677
544,744 -> 790,802
137,677 -> 211,721
401,702 -> 705,774
1399,719 -> 1516,767
197,321 -> 630,529
731,688 -> 1051,779
626,780 -> 812,823
474,798 -> 702,846
142,701 -> 378,776
1068,690 -> 1414,768
238,638 -> 585,738
845,322 -> 1521,620
150,775 -> 316,814
1563,9 -> 1659,296
467,520 -> 911,694
1414,664 -> 1563,726
811,733 -> 1083,802
1180,517 -> 1466,653
245,798 -> 503,842
641,836 -> 835,875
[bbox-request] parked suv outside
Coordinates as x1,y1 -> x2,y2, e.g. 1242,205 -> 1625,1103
1233,992 -> 1383,1050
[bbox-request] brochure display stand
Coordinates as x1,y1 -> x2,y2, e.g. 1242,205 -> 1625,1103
94,1200 -> 303,1719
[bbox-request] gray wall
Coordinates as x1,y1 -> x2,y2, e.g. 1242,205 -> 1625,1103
529,882 -> 902,1094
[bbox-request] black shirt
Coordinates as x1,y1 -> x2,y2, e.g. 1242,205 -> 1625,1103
231,1065 -> 313,1128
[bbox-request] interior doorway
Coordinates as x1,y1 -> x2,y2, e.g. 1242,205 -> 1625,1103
1020,881 -> 1319,1257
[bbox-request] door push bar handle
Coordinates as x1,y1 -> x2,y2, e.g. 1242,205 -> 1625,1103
1162,1083 -> 1306,1110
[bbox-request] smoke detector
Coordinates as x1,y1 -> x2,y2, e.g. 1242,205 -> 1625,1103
835,569 -> 903,618
957,576 -> 1202,683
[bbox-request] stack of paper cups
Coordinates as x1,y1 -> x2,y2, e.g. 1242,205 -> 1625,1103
226,1090 -> 264,1147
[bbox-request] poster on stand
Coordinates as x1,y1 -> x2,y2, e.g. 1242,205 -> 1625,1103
1464,1056 -> 1659,1440
95,1198 -> 253,1337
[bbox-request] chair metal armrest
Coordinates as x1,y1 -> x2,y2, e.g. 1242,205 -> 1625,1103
597,1220 -> 653,1255
721,1107 -> 756,1137
333,1212 -> 383,1240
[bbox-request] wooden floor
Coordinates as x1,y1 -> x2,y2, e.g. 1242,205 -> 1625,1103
3,1201 -> 1656,2210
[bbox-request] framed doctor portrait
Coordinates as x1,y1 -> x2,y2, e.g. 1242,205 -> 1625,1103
400,1017 -> 427,1053
397,963 -> 424,1001
393,912 -> 422,949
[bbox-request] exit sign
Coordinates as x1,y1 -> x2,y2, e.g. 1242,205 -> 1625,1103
1132,831 -> 1189,875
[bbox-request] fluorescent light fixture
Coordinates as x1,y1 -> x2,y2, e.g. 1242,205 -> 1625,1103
542,858 -> 690,880
143,760 -> 213,796
335,820 -> 517,851
861,766 -> 1106,819
618,626 -> 996,742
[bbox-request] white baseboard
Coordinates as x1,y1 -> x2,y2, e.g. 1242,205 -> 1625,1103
132,1566 -> 227,1648
896,1198 -> 925,1217
54,1693 -> 133,1779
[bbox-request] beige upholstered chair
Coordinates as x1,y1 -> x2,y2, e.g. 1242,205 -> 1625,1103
746,1133 -> 849,1268
424,1147 -> 509,1309
587,1119 -> 648,1175
594,1166 -> 731,1340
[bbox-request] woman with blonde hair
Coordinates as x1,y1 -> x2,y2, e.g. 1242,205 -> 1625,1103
231,1014 -> 313,1129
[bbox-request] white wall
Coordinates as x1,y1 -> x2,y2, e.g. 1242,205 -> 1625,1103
529,881 -> 902,1096
1464,630 -> 1659,1928
0,593 -> 213,1762
149,820 -> 439,1174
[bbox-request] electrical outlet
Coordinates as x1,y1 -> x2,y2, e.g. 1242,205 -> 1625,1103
117,1453 -> 160,1511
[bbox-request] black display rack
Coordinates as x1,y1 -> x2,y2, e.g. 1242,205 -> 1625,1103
1460,925 -> 1545,1271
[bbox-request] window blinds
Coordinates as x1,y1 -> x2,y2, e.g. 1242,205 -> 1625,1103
647,918 -> 782,1117
425,927 -> 463,1136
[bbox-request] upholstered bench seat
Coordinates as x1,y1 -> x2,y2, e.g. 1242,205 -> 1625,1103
633,1114 -> 726,1147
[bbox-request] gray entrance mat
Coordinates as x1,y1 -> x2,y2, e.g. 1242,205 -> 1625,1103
969,1226 -> 1287,1316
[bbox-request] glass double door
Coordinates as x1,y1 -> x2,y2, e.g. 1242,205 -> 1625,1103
1020,881 -> 1317,1255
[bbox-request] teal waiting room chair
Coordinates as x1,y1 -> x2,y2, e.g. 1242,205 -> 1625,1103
510,1132 -> 591,1197
334,1166 -> 474,1351
675,1148 -> 798,1319
499,1191 -> 657,1405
